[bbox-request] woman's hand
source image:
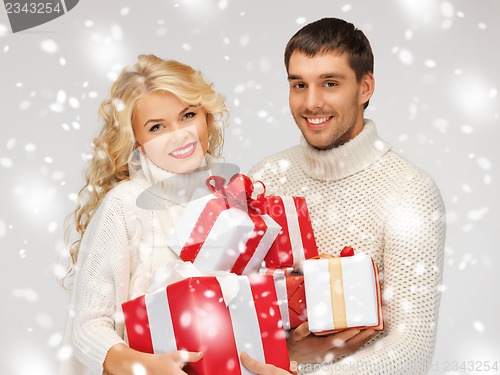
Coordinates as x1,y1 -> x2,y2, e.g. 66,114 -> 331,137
142,350 -> 203,375
104,344 -> 202,375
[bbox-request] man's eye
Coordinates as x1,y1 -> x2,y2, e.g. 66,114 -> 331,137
293,83 -> 306,89
324,82 -> 337,88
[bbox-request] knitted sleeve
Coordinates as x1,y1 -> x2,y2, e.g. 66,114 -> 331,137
321,174 -> 446,375
70,190 -> 134,374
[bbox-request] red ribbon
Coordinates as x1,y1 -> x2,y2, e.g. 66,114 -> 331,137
180,174 -> 269,274
169,277 -> 241,374
248,274 -> 291,370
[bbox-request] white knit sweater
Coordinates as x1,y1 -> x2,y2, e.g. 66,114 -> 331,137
249,120 -> 446,375
58,152 -> 230,375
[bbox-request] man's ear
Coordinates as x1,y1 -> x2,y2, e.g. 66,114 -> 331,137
359,72 -> 375,106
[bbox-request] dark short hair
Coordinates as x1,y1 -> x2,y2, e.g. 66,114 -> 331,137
284,17 -> 374,82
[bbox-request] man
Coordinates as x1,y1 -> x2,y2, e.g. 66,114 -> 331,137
247,17 -> 446,374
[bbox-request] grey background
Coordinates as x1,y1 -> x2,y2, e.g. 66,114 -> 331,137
1,0 -> 499,373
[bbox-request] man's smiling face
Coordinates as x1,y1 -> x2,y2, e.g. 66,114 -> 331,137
287,50 -> 374,150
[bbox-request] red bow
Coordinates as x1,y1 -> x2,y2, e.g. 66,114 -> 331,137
340,246 -> 355,257
206,174 -> 268,215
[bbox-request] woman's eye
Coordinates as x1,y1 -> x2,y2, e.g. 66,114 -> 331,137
149,124 -> 163,132
183,111 -> 196,120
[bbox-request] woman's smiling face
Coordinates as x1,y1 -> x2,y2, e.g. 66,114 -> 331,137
132,91 -> 208,173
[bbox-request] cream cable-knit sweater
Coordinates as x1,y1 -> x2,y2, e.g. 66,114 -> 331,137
58,152 -> 227,375
249,120 -> 446,375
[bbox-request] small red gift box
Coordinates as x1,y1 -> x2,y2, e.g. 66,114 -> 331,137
122,273 -> 290,375
264,196 -> 318,270
286,275 -> 308,328
168,174 -> 281,275
260,267 -> 307,329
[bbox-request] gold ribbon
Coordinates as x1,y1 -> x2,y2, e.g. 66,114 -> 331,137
328,257 -> 347,329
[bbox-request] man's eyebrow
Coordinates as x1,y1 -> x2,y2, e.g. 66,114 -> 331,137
320,73 -> 346,79
288,73 -> 346,80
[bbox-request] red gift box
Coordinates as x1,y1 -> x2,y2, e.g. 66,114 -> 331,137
286,275 -> 308,328
168,174 -> 281,275
264,196 -> 318,269
122,274 -> 290,375
260,267 -> 307,329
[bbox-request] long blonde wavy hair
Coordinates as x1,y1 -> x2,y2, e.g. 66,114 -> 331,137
62,54 -> 227,285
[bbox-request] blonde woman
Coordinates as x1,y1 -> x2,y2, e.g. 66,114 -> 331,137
59,54 -> 229,375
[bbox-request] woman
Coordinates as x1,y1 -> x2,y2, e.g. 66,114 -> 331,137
59,54 -> 228,374
59,53 -> 296,375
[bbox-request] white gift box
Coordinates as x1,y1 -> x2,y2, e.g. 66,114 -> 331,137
303,252 -> 383,333
168,187 -> 281,275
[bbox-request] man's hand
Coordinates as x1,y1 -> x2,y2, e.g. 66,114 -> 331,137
287,322 -> 377,365
240,352 -> 297,375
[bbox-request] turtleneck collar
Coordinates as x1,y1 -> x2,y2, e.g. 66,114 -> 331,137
300,119 -> 391,181
131,149 -> 219,205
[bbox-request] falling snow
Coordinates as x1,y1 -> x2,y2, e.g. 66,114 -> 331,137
1,157 -> 13,168
398,49 -> 413,65
473,321 -> 485,333
296,17 -> 306,25
341,4 -> 352,12
0,1 -> 498,373
40,39 -> 58,53
13,288 -> 39,302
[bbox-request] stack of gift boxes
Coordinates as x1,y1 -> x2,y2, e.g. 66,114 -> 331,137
122,174 -> 384,374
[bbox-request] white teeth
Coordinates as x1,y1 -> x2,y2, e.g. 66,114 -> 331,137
171,143 -> 194,156
308,117 -> 330,124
